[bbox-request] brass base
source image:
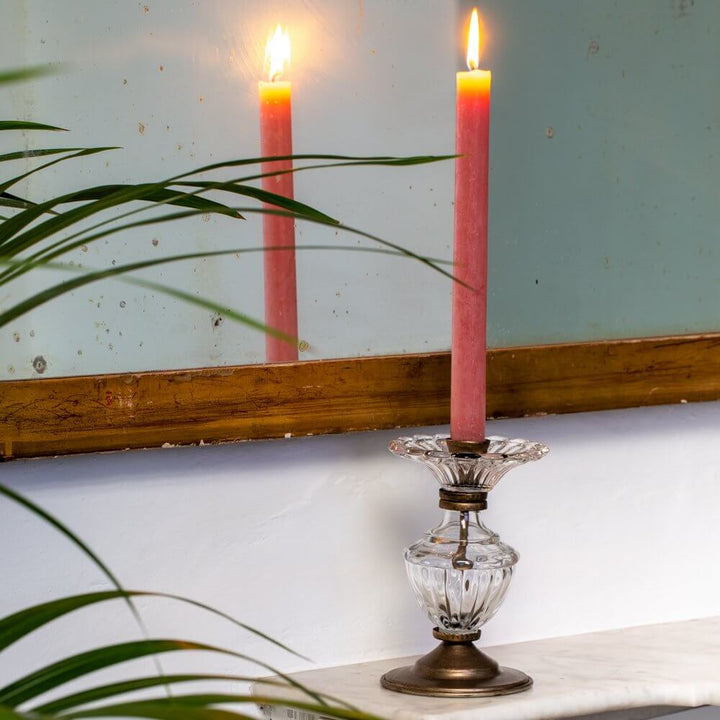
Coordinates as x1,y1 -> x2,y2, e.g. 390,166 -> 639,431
380,630 -> 532,698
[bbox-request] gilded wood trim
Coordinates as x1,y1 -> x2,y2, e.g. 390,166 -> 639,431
2,332 -> 720,459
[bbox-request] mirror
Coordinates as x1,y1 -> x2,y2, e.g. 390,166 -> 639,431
3,0 -> 718,382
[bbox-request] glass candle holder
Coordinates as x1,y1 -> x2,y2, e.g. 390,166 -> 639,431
381,434 -> 548,698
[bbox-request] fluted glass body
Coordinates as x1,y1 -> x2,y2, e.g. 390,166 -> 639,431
405,510 -> 517,634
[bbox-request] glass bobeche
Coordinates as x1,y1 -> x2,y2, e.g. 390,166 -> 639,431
389,434 -> 548,491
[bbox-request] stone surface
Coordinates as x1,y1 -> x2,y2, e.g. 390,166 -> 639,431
255,617 -> 720,720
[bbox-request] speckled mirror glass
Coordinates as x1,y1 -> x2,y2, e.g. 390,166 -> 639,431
2,0 -> 718,380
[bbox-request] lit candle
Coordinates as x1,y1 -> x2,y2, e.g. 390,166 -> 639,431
259,25 -> 298,363
451,8 -> 491,442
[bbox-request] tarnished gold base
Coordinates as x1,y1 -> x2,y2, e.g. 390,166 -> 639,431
380,630 -> 532,698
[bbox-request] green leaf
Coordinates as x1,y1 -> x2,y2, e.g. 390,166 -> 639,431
0,593 -> 125,652
0,209 -> 206,283
172,181 -> 336,224
63,703 -> 253,720
0,201 -> 459,318
60,695 -> 381,720
0,254 -> 292,342
0,153 -> 460,330
67,186 -> 241,219
0,153 -> 451,255
0,152 -> 449,246
0,191 -> 307,283
0,192 -> 41,211
0,640 -> 326,708
0,641 -> 210,707
0,228 -> 454,330
0,198 -> 30,210
0,187 -> 140,248
0,590 -> 308,661
120,277 -> 294,342
0,182 -> 239,253
0,486 -> 156,678
0,148 -> 87,163
0,707 -> 31,720
0,121 -> 66,132
0,148 -> 121,195
0,174 -> 333,274
171,153 -> 454,181
228,155 -> 458,186
184,695 -> 374,720
0,486 -> 124,593
0,65 -> 62,86
32,675 -> 296,714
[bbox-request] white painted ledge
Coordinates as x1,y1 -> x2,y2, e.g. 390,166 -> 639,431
255,617 -> 720,720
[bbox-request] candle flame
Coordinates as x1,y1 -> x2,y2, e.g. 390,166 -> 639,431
466,8 -> 482,70
265,24 -> 291,82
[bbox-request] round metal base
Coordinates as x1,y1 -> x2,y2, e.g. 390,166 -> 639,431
380,636 -> 533,698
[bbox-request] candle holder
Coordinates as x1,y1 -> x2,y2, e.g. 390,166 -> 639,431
381,434 -> 548,698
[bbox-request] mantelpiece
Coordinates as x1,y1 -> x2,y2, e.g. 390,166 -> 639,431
254,617 -> 720,720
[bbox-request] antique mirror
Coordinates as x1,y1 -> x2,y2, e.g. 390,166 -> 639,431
2,0 -> 719,458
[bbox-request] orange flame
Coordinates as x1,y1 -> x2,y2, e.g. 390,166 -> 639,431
265,24 -> 290,81
466,8 -> 482,70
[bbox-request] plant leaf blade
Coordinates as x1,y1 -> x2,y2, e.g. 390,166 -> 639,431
0,639 -> 325,708
32,675 -> 296,714
0,121 -> 66,132
0,65 -> 62,86
60,695 -> 382,720
0,590 -> 307,661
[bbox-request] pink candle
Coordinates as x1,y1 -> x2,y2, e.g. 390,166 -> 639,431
259,25 -> 298,363
451,8 -> 491,441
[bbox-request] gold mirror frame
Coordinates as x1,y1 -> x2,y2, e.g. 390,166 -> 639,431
2,331 -> 719,459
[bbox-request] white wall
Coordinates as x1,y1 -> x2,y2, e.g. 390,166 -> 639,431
2,402 -> 720,717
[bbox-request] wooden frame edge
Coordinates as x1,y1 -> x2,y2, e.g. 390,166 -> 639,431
2,332 -> 720,460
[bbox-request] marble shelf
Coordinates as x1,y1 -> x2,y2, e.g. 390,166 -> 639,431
254,617 -> 720,720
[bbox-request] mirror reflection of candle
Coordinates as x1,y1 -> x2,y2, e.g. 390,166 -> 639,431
259,25 -> 298,362
451,7 -> 491,442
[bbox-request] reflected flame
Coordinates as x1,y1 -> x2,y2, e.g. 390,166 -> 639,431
265,24 -> 290,81
466,8 -> 482,70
